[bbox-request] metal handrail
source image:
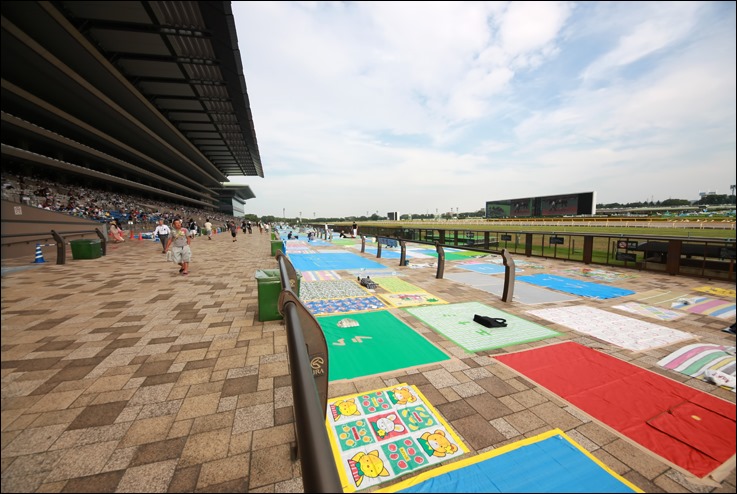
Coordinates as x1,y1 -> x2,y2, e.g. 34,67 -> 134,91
276,254 -> 343,493
1,229 -> 105,241
2,229 -> 106,264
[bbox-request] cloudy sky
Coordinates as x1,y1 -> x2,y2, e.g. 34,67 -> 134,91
228,1 -> 736,219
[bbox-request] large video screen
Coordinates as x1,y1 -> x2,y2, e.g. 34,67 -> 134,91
540,195 -> 579,216
511,198 -> 532,217
486,192 -> 595,218
486,201 -> 511,218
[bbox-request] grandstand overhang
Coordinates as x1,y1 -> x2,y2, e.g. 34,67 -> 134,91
213,184 -> 255,203
2,1 -> 263,209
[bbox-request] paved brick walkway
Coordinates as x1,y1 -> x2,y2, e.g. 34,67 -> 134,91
1,231 -> 735,492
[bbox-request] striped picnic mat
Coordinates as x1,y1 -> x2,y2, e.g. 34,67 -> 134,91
657,343 -> 735,391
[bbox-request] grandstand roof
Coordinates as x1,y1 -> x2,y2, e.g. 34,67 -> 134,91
1,1 -> 262,212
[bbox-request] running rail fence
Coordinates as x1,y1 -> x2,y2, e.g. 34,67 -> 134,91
357,227 -> 736,282
275,251 -> 343,493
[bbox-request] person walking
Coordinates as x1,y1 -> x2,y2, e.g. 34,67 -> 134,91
165,218 -> 191,276
352,221 -> 358,238
204,218 -> 213,240
153,218 -> 170,253
230,220 -> 238,242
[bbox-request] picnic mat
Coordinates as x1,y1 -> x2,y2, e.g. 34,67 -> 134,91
301,270 -> 342,282
379,429 -> 641,493
517,274 -> 634,299
348,268 -> 402,278
364,248 -> 402,259
300,280 -> 372,301
372,277 -> 426,293
610,302 -> 686,321
630,289 -> 691,307
405,302 -> 560,353
403,249 -> 435,259
326,383 -> 467,492
694,286 -> 737,298
669,296 -> 736,320
444,272 -> 578,305
456,263 -> 508,275
527,306 -> 694,351
657,343 -> 736,391
288,252 -> 389,271
306,296 -> 387,316
378,293 -> 448,308
285,240 -> 311,249
483,258 -> 544,269
413,249 -> 485,262
318,311 -> 449,381
559,267 -> 638,283
333,238 -> 361,245
493,342 -> 737,482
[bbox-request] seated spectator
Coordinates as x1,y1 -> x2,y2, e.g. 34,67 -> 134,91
109,221 -> 125,243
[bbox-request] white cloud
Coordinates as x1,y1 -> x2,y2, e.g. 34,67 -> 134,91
230,1 -> 736,217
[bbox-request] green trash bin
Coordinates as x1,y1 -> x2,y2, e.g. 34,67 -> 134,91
70,239 -> 102,260
255,269 -> 301,322
270,239 -> 285,256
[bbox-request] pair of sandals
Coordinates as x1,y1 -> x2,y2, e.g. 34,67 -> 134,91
178,267 -> 189,276
474,314 -> 507,328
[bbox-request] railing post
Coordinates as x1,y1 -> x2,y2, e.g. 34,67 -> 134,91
399,240 -> 407,267
50,230 -> 65,265
525,233 -> 533,257
276,251 -> 300,293
376,238 -> 382,258
435,241 -> 445,279
502,249 -> 516,303
94,228 -> 107,256
360,235 -> 366,253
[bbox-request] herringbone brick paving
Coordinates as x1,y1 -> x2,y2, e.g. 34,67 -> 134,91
1,231 -> 735,492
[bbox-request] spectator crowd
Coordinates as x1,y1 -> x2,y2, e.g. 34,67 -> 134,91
2,169 -> 248,232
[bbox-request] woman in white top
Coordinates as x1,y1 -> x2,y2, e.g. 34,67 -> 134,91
153,219 -> 171,253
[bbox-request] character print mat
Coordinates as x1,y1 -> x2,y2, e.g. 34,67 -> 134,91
326,383 -> 468,492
